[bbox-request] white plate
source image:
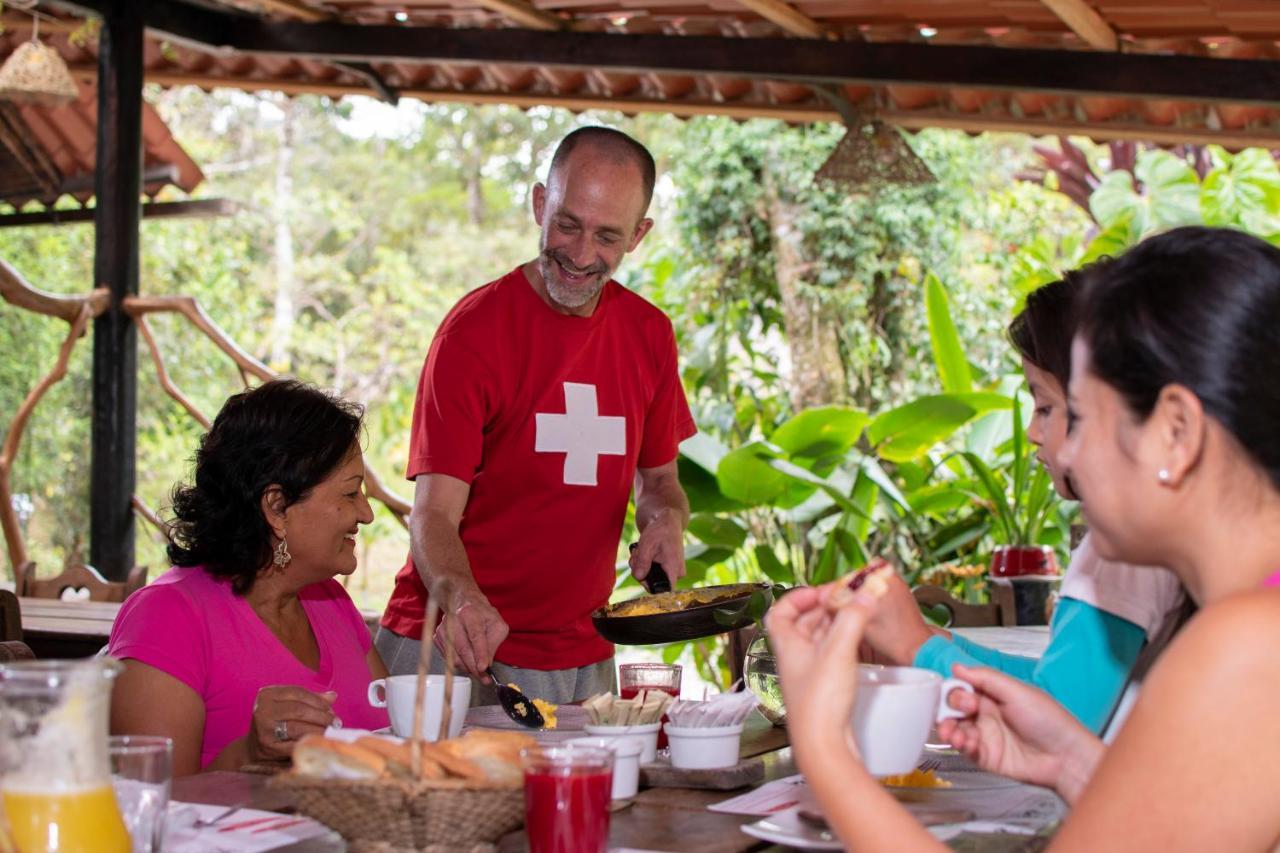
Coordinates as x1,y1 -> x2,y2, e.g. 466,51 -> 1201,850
741,806 -> 843,851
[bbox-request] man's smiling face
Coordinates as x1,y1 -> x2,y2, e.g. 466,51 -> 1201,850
532,144 -> 652,316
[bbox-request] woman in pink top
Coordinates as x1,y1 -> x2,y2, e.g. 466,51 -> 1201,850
771,227 -> 1280,850
109,380 -> 389,775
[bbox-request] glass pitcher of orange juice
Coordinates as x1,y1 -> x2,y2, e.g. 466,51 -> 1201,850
0,659 -> 130,852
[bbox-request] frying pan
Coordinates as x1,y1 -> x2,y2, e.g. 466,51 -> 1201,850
591,576 -> 772,645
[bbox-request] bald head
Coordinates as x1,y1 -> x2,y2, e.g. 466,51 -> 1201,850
547,127 -> 656,214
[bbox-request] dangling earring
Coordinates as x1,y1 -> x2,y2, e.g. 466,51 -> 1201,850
1157,469 -> 1171,484
273,536 -> 292,569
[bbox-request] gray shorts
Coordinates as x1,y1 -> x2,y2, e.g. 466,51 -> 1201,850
374,627 -> 616,706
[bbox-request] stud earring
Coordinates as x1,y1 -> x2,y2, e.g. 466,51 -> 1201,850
273,536 -> 292,569
1157,469 -> 1171,484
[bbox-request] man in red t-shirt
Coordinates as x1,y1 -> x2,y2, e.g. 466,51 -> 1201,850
376,127 -> 696,703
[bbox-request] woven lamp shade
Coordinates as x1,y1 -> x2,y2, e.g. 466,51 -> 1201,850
0,40 -> 79,106
816,117 -> 934,191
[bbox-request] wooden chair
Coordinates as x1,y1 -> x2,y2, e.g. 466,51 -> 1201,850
0,640 -> 34,662
912,583 -> 1013,628
0,588 -> 20,641
16,555 -> 147,603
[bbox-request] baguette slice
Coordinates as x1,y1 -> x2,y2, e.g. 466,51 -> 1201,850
291,735 -> 387,780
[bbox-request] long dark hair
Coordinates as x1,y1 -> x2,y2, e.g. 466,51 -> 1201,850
1079,226 -> 1280,490
166,380 -> 364,593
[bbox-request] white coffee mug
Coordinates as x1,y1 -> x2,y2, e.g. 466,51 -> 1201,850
850,665 -> 973,777
368,674 -> 471,741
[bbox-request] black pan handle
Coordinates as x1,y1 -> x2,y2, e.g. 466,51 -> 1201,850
629,542 -> 672,594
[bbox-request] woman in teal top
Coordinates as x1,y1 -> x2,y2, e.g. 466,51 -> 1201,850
860,266 -> 1185,733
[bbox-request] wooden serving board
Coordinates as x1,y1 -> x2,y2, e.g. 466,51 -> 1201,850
639,755 -> 765,791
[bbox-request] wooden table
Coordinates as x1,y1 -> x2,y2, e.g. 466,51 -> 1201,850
14,596 -> 383,659
172,696 -> 1062,852
18,597 -> 121,658
953,625 -> 1051,658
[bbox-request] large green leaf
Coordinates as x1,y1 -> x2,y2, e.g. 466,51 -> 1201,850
924,272 -> 972,394
754,544 -> 792,584
1090,171 -> 1146,233
1090,151 -> 1201,237
867,393 -> 1012,462
1135,149 -> 1202,230
677,454 -> 746,514
716,442 -> 814,508
769,406 -> 868,475
1202,148 -> 1280,230
687,514 -> 748,549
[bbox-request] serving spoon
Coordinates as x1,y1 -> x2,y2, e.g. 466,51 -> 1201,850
487,668 -> 546,729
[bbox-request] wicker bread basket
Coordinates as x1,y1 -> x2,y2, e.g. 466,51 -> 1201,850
270,597 -> 526,851
272,775 -> 523,849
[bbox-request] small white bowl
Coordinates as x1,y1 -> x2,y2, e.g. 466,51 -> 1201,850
665,723 -> 744,770
567,736 -> 643,800
582,722 -> 661,764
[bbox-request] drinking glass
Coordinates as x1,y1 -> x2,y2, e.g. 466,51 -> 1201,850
619,663 -> 681,749
521,746 -> 613,853
109,736 -> 172,853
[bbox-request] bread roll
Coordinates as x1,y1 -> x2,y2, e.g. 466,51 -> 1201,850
291,735 -> 387,780
442,731 -> 535,785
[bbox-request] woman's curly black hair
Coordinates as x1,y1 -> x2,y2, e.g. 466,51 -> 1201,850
165,379 -> 364,593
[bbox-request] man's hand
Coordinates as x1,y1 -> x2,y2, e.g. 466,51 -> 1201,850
434,585 -> 509,680
632,460 -> 690,585
630,507 -> 686,585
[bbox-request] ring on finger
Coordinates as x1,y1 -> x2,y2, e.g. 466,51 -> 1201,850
273,719 -> 290,742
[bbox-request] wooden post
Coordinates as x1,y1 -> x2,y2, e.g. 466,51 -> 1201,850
90,0 -> 144,581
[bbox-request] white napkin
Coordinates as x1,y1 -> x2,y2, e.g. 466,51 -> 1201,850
666,692 -> 759,728
164,801 -> 331,852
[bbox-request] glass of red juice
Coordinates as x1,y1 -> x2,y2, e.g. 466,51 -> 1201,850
619,663 -> 682,749
521,746 -> 614,853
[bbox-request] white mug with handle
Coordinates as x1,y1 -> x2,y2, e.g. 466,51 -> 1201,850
367,674 -> 471,740
850,665 -> 975,777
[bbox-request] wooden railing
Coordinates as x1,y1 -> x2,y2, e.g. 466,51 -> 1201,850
0,260 -> 410,579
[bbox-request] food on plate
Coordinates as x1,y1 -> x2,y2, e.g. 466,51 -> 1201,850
878,768 -> 953,789
605,588 -> 746,618
289,730 -> 537,788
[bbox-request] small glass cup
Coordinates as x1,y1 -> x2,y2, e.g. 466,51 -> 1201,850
619,663 -> 681,749
521,746 -> 613,853
108,736 -> 173,853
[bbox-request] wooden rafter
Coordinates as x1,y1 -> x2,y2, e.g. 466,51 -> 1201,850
474,0 -> 562,31
91,66 -> 1280,149
1039,0 -> 1118,51
733,0 -> 824,39
241,0 -> 329,22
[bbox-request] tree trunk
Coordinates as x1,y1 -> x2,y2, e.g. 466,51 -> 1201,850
465,161 -> 485,226
761,163 -> 847,412
269,98 -> 296,370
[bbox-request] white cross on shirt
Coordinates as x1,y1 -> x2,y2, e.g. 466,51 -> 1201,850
534,382 -> 627,486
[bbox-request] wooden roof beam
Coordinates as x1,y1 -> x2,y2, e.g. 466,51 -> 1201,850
50,0 -> 1280,105
245,0 -> 329,22
1039,0 -> 1118,51
732,0 -> 824,39
473,0 -> 563,32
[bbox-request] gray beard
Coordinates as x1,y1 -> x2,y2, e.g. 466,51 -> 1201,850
540,255 -> 606,310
